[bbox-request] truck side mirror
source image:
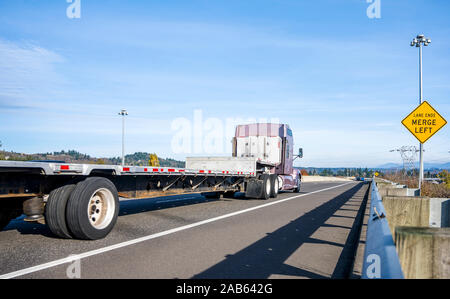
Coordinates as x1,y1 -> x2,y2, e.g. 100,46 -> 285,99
298,148 -> 303,158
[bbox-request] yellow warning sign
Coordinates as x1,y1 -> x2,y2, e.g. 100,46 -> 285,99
402,101 -> 447,144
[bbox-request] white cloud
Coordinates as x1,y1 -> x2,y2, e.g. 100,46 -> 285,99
0,39 -> 67,106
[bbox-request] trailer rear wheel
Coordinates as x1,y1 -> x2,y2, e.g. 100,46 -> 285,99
66,177 -> 119,240
269,175 -> 279,198
45,184 -> 76,239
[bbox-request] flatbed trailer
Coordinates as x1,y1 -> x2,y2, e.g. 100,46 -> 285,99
0,123 -> 302,240
0,161 -> 256,199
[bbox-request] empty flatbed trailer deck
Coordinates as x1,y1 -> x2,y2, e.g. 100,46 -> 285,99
0,123 -> 302,240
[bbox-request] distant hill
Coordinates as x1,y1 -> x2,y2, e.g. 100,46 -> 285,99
377,163 -> 402,169
438,162 -> 450,169
377,162 -> 450,170
0,150 -> 185,168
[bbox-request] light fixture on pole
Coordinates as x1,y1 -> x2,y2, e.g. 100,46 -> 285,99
410,34 -> 431,194
118,109 -> 128,166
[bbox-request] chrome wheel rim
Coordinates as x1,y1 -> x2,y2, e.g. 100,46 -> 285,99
87,188 -> 115,230
265,178 -> 271,195
274,177 -> 279,194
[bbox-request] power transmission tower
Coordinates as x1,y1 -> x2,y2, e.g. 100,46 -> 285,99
390,146 -> 420,174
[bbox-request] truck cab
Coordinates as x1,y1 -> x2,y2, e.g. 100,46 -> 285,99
232,123 -> 301,191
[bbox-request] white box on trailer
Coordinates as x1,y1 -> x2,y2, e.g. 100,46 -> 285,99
235,136 -> 282,165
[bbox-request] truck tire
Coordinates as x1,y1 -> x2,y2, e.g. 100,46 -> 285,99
294,179 -> 301,193
269,174 -> 279,198
45,184 -> 76,239
260,174 -> 271,200
66,177 -> 119,240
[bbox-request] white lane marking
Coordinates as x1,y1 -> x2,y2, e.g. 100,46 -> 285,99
0,182 -> 354,279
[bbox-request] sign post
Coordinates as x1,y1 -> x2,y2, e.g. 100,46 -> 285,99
401,101 -> 447,193
410,34 -> 430,194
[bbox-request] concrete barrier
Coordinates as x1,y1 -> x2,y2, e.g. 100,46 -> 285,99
430,198 -> 450,228
378,186 -> 419,197
382,196 -> 430,237
395,227 -> 450,279
375,179 -> 450,279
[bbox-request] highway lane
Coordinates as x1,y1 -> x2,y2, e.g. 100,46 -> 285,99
0,181 -> 369,279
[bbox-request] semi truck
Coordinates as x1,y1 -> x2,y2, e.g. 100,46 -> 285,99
0,123 -> 302,240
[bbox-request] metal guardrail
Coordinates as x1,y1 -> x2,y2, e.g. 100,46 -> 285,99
362,179 -> 404,279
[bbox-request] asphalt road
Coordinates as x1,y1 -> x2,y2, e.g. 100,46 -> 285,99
0,181 -> 369,279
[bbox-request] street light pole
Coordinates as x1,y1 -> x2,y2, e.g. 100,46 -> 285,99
118,109 -> 128,166
419,42 -> 424,194
411,34 -> 431,194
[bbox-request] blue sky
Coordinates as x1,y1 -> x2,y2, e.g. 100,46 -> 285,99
0,0 -> 449,167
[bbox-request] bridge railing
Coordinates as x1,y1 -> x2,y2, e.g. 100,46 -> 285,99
362,179 -> 404,279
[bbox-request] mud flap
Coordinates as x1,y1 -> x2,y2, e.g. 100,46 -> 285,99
245,179 -> 263,199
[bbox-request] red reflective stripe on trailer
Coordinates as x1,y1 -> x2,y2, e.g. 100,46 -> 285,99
60,165 -> 70,170
199,170 -> 205,173
144,168 -> 148,172
123,167 -> 130,172
208,170 -> 212,174
152,168 -> 159,172
179,169 -> 185,172
168,169 -> 175,172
